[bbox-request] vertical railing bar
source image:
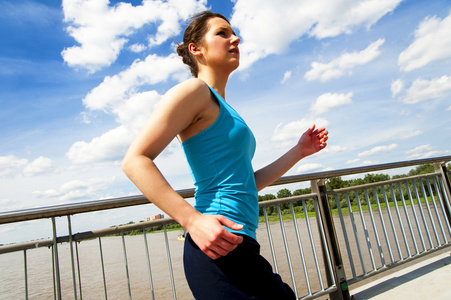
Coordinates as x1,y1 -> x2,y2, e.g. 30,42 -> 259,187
98,237 -> 108,300
289,202 -> 311,295
163,225 -> 177,300
373,188 -> 394,264
277,205 -> 298,298
381,186 -> 402,261
401,182 -> 421,254
389,184 -> 410,258
67,215 -> 78,300
412,180 -> 433,249
52,244 -> 56,300
355,191 -> 376,271
364,189 -> 385,266
264,207 -> 278,273
290,202 -> 312,295
398,182 -> 419,257
334,195 -> 356,279
419,178 -> 440,246
24,249 -> 28,300
121,232 -> 132,300
75,241 -> 83,299
142,230 -> 155,300
405,181 -> 426,254
346,192 -> 366,274
420,179 -> 440,246
51,217 -> 62,300
313,199 -> 336,288
303,199 -> 325,287
433,177 -> 451,236
426,178 -> 447,244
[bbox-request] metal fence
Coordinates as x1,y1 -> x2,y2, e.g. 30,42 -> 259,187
328,169 -> 451,284
1,156 -> 450,300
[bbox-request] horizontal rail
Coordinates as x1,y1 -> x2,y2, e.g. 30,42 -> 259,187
273,156 -> 451,185
0,189 -> 194,225
0,218 -> 174,254
0,194 -> 317,254
326,172 -> 441,194
2,156 -> 449,225
258,194 -> 317,207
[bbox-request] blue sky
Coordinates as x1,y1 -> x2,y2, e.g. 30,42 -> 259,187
1,0 -> 450,244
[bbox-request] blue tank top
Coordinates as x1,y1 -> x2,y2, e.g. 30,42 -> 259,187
181,85 -> 259,239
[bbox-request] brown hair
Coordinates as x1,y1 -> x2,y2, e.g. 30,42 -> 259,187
176,11 -> 230,77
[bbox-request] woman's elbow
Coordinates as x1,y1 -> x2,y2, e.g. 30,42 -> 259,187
121,155 -> 134,177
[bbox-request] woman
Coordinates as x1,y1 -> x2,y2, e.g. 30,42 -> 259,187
122,11 -> 328,299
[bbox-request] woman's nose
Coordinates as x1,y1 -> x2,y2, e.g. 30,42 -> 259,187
232,34 -> 240,45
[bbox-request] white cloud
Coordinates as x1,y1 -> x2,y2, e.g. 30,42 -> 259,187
23,156 -> 53,177
400,75 -> 451,104
296,163 -> 323,173
281,71 -> 292,84
129,43 -> 146,53
67,54 -> 190,164
401,130 -> 423,140
346,158 -> 360,164
231,0 -> 401,70
305,39 -> 385,82
61,0 -> 206,72
391,79 -> 404,98
324,145 -> 348,153
406,144 -> 450,159
361,160 -> 380,166
358,143 -> 398,157
83,54 -> 186,112
33,177 -> 116,202
310,92 -> 353,114
399,12 -> 451,72
0,155 -> 28,178
407,144 -> 434,154
307,0 -> 402,39
113,91 -> 162,132
271,118 -> 329,148
66,125 -> 132,164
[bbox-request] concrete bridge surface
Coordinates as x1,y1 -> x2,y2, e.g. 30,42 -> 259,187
350,247 -> 451,300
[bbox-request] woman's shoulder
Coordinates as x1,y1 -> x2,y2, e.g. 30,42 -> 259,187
156,78 -> 213,119
167,78 -> 210,102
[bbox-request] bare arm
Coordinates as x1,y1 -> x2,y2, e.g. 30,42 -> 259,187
254,124 -> 328,191
122,79 -> 243,259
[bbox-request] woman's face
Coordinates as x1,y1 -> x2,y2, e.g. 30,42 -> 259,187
198,17 -> 241,72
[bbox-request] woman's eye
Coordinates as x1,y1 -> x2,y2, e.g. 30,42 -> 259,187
217,31 -> 225,36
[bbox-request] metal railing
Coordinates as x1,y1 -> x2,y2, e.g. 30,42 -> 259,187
1,156 -> 450,300
329,170 -> 451,283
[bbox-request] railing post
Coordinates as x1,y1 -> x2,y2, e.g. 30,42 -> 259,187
51,217 -> 62,300
434,162 -> 451,226
311,179 -> 351,300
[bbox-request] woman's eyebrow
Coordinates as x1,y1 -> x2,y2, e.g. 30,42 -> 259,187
217,26 -> 236,36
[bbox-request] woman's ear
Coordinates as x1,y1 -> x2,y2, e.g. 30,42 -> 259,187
189,43 -> 203,57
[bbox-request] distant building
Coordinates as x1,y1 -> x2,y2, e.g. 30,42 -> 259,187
146,214 -> 164,221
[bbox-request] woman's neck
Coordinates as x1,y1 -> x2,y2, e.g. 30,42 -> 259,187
197,69 -> 230,100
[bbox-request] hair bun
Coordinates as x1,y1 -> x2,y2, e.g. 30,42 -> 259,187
176,43 -> 187,57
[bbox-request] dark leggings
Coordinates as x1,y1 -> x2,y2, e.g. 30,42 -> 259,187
183,233 -> 296,300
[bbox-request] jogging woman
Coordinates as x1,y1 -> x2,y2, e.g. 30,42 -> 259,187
122,11 -> 328,299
